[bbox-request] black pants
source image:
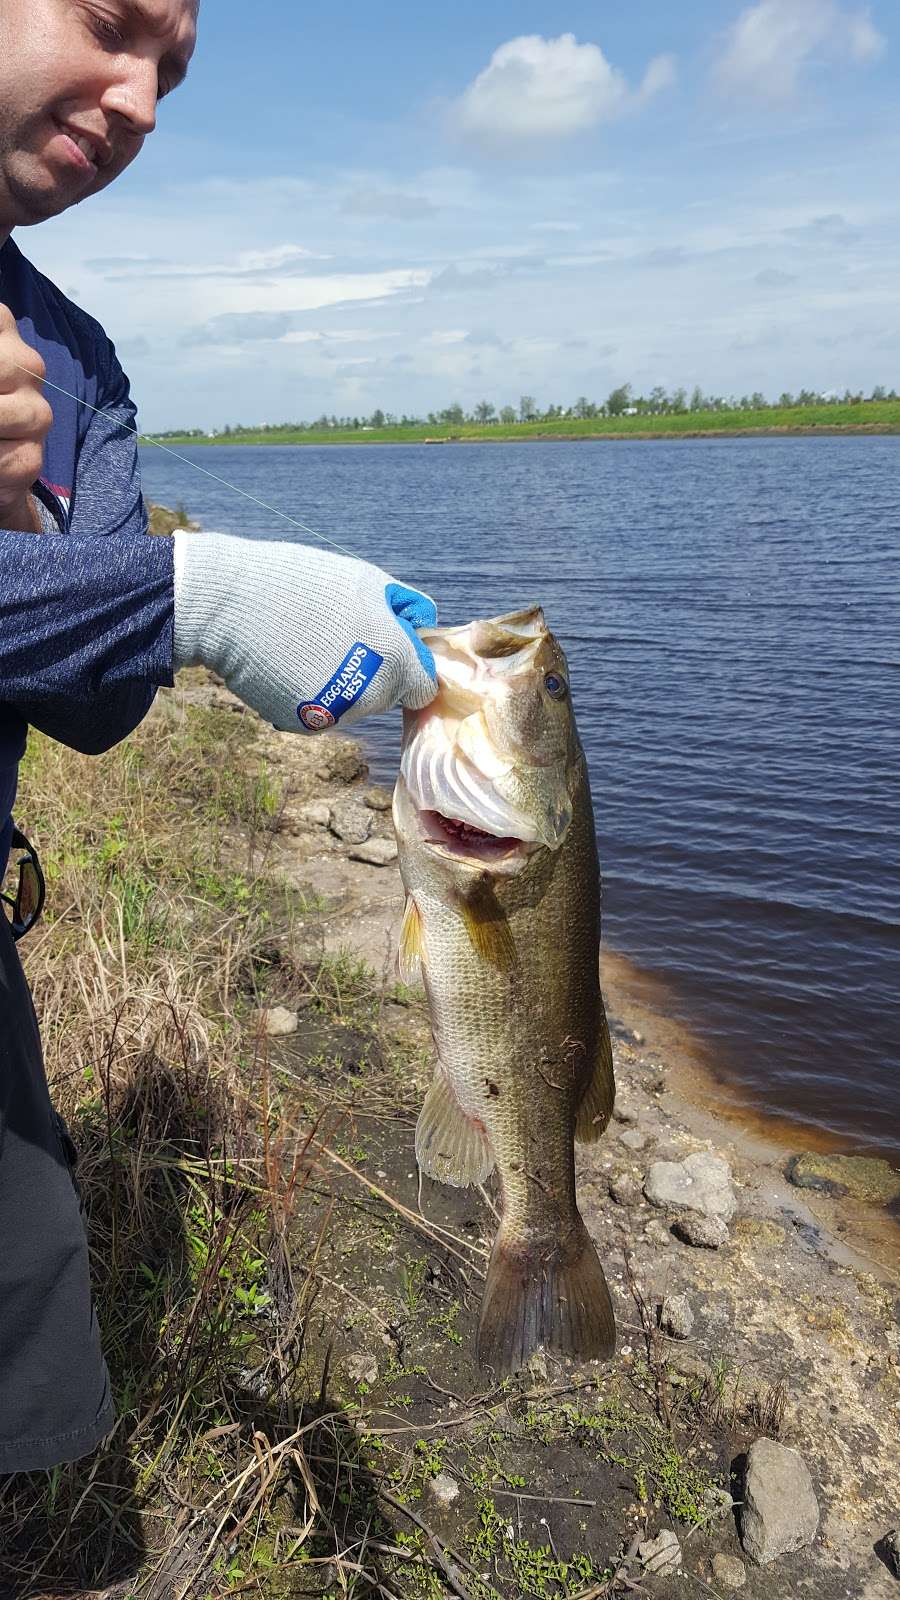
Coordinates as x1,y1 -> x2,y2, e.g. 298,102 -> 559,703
0,917 -> 113,1472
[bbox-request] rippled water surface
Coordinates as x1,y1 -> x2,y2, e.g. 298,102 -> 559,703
140,438 -> 900,1156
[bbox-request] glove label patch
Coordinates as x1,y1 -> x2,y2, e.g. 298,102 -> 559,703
298,643 -> 385,731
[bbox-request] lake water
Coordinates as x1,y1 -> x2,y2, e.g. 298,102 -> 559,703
139,438 -> 900,1159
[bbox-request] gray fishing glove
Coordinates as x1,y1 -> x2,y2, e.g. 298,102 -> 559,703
172,531 -> 437,732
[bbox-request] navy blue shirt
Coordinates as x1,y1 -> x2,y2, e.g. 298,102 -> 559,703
0,237 -> 175,874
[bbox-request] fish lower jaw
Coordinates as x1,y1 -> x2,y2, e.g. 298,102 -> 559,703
418,808 -> 538,871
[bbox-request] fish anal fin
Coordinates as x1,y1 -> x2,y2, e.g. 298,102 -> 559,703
399,895 -> 425,985
459,881 -> 517,971
477,1215 -> 616,1376
415,1070 -> 495,1188
575,1007 -> 616,1144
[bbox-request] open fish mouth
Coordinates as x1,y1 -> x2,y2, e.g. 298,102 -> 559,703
417,807 -> 536,866
400,724 -> 544,845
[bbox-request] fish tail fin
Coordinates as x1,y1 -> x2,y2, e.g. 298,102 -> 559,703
476,1215 -> 616,1376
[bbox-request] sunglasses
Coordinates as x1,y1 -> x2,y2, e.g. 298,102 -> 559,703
2,828 -> 46,942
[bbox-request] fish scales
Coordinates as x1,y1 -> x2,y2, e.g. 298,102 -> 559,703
393,607 -> 616,1374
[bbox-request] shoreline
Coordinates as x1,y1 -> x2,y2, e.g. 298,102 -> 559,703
145,421 -> 900,450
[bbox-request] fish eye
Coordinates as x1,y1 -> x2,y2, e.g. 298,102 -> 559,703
544,672 -> 569,701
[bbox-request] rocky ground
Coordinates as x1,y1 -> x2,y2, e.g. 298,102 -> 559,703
170,676 -> 900,1600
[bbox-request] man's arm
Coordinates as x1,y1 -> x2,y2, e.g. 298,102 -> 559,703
0,304 -> 173,752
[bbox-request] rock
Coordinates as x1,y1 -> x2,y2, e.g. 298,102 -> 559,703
787,1153 -> 900,1206
346,1353 -> 378,1386
880,1529 -> 900,1577
363,786 -> 393,812
711,1552 -> 746,1589
619,1128 -> 647,1152
673,1212 -> 729,1249
315,742 -> 368,784
632,1030 -> 645,1045
329,799 -> 373,845
426,1472 -> 461,1509
645,1152 -> 736,1221
639,1529 -> 681,1574
349,838 -> 399,867
613,1101 -> 639,1125
256,1006 -> 298,1038
659,1294 -> 694,1340
609,1173 -> 644,1208
643,1218 -> 673,1248
740,1438 -> 820,1566
296,800 -> 332,829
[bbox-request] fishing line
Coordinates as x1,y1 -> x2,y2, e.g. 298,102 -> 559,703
15,362 -> 362,561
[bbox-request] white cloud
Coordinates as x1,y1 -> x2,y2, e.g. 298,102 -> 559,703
451,34 -> 675,150
714,0 -> 885,102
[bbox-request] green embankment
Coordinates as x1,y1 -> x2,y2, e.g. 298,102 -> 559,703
150,399 -> 900,449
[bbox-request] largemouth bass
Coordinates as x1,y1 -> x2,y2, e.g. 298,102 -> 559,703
392,606 -> 616,1374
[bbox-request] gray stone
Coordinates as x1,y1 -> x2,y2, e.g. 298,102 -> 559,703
613,1101 -> 639,1125
315,742 -> 368,784
711,1552 -> 746,1589
609,1173 -> 644,1208
349,837 -> 399,867
346,1353 -> 378,1386
427,1472 -> 461,1509
256,1006 -> 298,1038
330,800 -> 373,845
643,1218 -> 674,1248
659,1294 -> 694,1340
638,1529 -> 681,1574
645,1152 -> 736,1221
740,1438 -> 819,1566
620,1128 -> 648,1152
296,800 -> 332,829
673,1212 -> 730,1249
363,786 -> 393,812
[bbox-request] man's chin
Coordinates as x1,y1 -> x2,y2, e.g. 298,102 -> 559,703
4,159 -> 100,227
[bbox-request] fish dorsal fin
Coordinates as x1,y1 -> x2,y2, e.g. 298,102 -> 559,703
399,896 -> 425,985
575,1008 -> 616,1143
460,881 -> 517,971
416,1070 -> 495,1187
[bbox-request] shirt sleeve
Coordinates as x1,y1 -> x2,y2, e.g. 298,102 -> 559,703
0,338 -> 176,755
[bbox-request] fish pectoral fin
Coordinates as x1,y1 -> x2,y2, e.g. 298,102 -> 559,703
399,896 -> 425,985
415,1069 -> 495,1188
460,882 -> 517,972
575,1008 -> 616,1144
477,1215 -> 616,1376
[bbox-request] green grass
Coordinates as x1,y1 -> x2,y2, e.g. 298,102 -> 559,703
149,398 -> 900,449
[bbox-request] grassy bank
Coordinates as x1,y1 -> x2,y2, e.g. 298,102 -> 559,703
0,659 -> 764,1599
149,399 -> 900,449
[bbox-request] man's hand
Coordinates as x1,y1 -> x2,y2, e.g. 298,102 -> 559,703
172,531 -> 438,731
0,304 -> 53,531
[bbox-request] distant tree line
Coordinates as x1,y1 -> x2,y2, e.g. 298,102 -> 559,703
150,382 -> 899,440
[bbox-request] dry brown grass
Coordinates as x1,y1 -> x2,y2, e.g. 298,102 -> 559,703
0,690 -> 424,1599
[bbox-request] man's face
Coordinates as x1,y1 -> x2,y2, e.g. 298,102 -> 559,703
0,0 -> 197,234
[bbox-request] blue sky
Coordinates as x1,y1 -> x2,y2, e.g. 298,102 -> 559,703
21,0 -> 899,430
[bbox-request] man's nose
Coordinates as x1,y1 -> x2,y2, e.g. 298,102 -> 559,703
100,59 -> 158,138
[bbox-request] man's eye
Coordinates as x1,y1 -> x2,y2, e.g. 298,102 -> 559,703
89,12 -> 125,46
